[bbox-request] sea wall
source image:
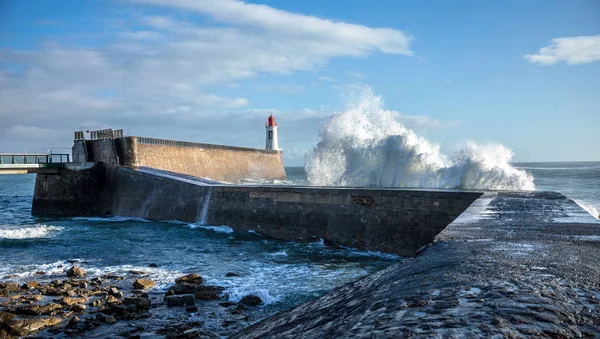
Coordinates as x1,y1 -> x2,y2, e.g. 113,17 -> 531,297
72,137 -> 286,182
34,165 -> 481,256
32,163 -> 109,216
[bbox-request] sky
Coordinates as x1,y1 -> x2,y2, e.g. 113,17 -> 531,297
0,0 -> 599,166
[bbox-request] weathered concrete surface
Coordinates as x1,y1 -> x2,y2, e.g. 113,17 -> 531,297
33,165 -> 481,256
233,192 -> 600,338
73,137 -> 286,182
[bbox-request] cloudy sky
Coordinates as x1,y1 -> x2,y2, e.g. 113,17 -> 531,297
1,0 -> 599,165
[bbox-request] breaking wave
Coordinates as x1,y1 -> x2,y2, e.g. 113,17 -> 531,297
0,225 -> 64,239
305,89 -> 535,190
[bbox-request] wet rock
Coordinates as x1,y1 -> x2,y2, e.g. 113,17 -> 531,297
59,296 -> 87,306
132,279 -> 155,289
96,313 -> 117,324
165,294 -> 196,307
240,295 -> 263,306
123,297 -> 151,311
71,304 -> 86,313
105,295 -> 122,305
0,311 -> 16,323
13,303 -> 63,316
4,316 -> 62,336
225,272 -> 241,277
91,299 -> 102,307
67,316 -> 80,327
186,306 -> 198,313
129,270 -> 147,275
175,273 -> 204,285
148,263 -> 158,268
66,265 -> 86,278
219,301 -> 236,307
108,287 -> 123,299
67,259 -> 80,264
0,282 -> 20,296
21,281 -> 39,289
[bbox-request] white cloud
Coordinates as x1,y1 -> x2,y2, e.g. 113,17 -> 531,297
0,0 -> 412,150
346,71 -> 367,79
253,84 -> 306,94
525,35 -> 600,65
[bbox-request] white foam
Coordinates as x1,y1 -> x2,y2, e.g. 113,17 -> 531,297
0,225 -> 63,239
305,88 -> 535,190
574,200 -> 600,221
188,224 -> 234,234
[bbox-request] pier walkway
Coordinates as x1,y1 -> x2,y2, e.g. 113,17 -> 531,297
0,154 -> 70,174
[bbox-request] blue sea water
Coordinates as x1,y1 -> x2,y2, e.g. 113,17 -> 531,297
0,162 -> 598,314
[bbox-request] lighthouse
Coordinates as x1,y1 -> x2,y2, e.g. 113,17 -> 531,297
265,114 -> 280,150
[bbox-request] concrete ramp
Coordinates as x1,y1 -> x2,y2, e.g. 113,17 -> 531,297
32,164 -> 482,256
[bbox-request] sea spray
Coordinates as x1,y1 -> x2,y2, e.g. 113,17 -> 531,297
305,89 -> 535,190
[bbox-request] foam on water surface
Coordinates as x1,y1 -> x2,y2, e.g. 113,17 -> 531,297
0,224 -> 63,239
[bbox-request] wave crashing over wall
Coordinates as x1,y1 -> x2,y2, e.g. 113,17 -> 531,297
305,89 -> 535,190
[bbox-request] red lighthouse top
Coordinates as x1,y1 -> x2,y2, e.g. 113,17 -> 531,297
267,114 -> 277,127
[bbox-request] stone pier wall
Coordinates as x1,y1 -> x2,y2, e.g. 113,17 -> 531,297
33,165 -> 481,256
72,137 -> 286,182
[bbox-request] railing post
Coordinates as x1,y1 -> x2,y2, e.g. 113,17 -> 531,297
24,156 -> 27,164
67,154 -> 70,163
11,155 -> 15,164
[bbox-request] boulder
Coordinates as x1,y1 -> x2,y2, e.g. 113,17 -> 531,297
67,316 -> 80,328
240,295 -> 263,306
13,303 -> 63,316
165,294 -> 196,307
123,297 -> 151,311
96,313 -> 117,324
175,273 -> 204,285
71,304 -> 86,313
132,279 -> 155,289
4,316 -> 62,336
0,282 -> 20,296
66,265 -> 86,278
225,272 -> 241,277
22,281 -> 39,289
0,311 -> 16,323
194,285 -> 225,300
60,297 -> 87,306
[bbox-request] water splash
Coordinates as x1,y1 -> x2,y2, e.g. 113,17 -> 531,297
198,186 -> 213,225
305,89 -> 535,190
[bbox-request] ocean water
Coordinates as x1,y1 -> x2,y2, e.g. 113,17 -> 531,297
0,174 -> 398,313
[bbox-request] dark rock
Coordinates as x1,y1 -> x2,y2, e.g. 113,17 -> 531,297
67,316 -> 80,328
96,313 -> 117,324
67,259 -> 80,264
166,294 -> 196,307
123,297 -> 151,311
148,263 -> 158,268
219,301 -> 236,307
225,272 -> 241,277
0,282 -> 20,296
35,271 -> 46,275
194,285 -> 225,300
186,306 -> 199,312
175,273 -> 204,285
240,295 -> 262,306
108,287 -> 123,298
13,303 -> 63,316
132,279 -> 155,289
71,304 -> 86,313
129,270 -> 147,275
66,265 -> 86,278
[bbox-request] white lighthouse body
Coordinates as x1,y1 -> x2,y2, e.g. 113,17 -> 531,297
265,114 -> 280,150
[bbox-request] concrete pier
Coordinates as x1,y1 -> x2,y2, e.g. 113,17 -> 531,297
233,192 -> 600,338
32,164 -> 481,257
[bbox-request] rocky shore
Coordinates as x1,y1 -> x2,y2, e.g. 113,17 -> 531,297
1,264 -> 267,338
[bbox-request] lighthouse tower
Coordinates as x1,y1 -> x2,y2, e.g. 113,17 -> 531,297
265,114 -> 279,150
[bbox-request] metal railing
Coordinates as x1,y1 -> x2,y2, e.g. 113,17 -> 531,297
0,154 -> 71,165
74,129 -> 124,141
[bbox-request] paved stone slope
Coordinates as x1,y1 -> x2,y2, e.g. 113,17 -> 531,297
234,191 -> 600,338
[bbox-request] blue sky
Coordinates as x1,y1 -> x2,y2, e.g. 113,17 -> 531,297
1,0 -> 599,165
